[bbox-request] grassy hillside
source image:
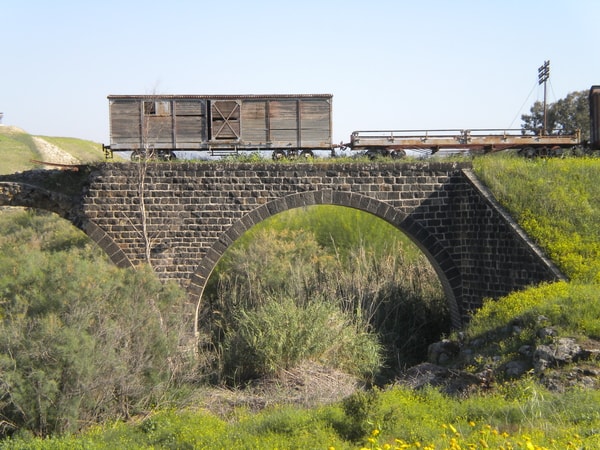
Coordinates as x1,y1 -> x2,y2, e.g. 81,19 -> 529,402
0,127 -> 41,174
473,155 -> 600,282
0,126 -> 106,174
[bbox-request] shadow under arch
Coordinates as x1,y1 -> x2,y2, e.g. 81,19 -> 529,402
0,181 -> 133,269
189,190 -> 463,335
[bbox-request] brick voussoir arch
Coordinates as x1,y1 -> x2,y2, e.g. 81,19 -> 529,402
190,190 -> 463,336
2,163 -> 565,340
397,214 -> 463,326
79,220 -> 134,269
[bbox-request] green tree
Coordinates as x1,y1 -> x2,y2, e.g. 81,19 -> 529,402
521,89 -> 589,140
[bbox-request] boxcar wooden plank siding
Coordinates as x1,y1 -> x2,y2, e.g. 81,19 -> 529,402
108,94 -> 333,153
110,101 -> 141,144
146,117 -> 173,144
269,101 -> 298,130
175,117 -> 207,146
175,100 -> 206,116
241,101 -> 268,143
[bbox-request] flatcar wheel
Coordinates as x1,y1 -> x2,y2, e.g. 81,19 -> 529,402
390,149 -> 406,159
519,147 -> 537,158
272,150 -> 286,160
549,146 -> 564,158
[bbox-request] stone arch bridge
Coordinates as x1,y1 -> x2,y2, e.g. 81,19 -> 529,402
0,162 -> 565,331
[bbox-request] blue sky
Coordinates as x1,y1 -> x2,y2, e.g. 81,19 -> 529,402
3,0 -> 599,145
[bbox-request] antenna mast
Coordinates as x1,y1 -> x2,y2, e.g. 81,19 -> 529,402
538,60 -> 550,134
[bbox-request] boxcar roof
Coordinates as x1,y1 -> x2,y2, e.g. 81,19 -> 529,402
107,94 -> 332,100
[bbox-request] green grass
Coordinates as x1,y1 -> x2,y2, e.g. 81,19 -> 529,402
463,280 -> 600,341
0,127 -> 41,174
0,127 -> 107,174
2,384 -> 599,449
218,205 -> 423,263
473,155 -> 600,282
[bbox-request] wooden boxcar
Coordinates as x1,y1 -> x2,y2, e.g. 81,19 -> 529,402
107,94 -> 333,159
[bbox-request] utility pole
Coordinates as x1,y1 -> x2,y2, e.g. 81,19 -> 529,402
538,60 -> 550,134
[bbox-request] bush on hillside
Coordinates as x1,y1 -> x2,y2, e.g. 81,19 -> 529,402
0,209 -> 191,437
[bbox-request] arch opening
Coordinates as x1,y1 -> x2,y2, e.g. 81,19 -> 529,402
191,191 -> 465,379
191,191 -> 463,329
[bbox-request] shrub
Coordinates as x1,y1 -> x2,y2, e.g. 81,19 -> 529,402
339,389 -> 383,442
222,296 -> 382,382
0,209 -> 191,437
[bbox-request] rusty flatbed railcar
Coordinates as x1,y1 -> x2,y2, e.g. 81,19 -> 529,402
349,128 -> 582,158
106,94 -> 333,159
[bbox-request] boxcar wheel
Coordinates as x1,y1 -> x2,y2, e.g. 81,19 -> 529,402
131,150 -> 144,161
301,150 -> 314,158
158,150 -> 177,161
365,149 -> 379,160
272,150 -> 286,160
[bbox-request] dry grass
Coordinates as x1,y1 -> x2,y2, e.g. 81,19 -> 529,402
194,362 -> 360,418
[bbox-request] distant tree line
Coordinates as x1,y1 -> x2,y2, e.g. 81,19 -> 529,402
521,89 -> 590,140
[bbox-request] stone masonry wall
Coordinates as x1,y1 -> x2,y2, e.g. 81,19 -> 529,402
76,161 -> 565,327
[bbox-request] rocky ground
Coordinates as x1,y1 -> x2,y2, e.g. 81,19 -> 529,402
405,319 -> 600,396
